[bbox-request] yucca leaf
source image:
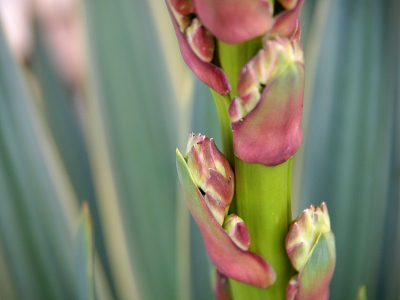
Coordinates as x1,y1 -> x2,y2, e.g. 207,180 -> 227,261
28,24 -> 117,298
0,24 -> 79,299
83,0 -> 190,298
296,0 -> 400,299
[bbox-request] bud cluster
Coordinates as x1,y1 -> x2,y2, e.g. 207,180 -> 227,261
285,203 -> 336,300
185,133 -> 234,225
176,134 -> 276,289
185,135 -> 265,277
168,1 -> 215,63
166,0 -> 231,95
230,38 -> 304,122
286,203 -> 331,271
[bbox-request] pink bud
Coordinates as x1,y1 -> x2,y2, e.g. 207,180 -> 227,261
186,18 -> 215,63
223,214 -> 250,251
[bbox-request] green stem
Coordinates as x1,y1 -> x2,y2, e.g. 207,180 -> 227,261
218,39 -> 262,98
211,39 -> 295,299
230,158 -> 294,300
210,90 -> 238,214
211,90 -> 234,166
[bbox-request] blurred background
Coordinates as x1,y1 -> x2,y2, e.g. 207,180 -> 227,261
0,0 -> 398,299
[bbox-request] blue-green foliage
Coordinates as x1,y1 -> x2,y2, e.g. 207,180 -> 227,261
0,0 -> 398,299
298,0 -> 399,299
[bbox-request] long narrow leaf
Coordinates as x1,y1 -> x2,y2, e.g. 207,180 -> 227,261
0,25 -> 79,300
297,0 -> 399,299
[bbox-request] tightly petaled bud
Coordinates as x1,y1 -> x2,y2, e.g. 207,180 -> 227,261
285,203 -> 336,300
186,133 -> 233,225
166,0 -> 231,95
176,137 -> 276,288
229,37 -> 304,166
185,134 -> 234,221
223,214 -> 250,251
186,18 -> 215,63
166,0 -> 306,95
286,203 -> 331,271
185,134 -> 233,225
236,38 -> 303,103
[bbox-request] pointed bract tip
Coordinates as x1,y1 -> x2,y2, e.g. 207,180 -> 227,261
185,133 -> 205,155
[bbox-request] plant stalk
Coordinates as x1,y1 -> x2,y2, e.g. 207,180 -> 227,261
230,158 -> 294,299
212,39 -> 295,300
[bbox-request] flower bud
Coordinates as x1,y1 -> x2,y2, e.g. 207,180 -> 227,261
166,0 -> 231,95
286,203 -> 331,271
186,133 -> 234,206
185,134 -> 234,224
223,214 -> 250,251
186,18 -> 215,63
237,37 -> 303,113
237,61 -> 261,98
229,37 -> 304,166
228,97 -> 248,123
176,141 -> 276,288
285,203 -> 336,300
